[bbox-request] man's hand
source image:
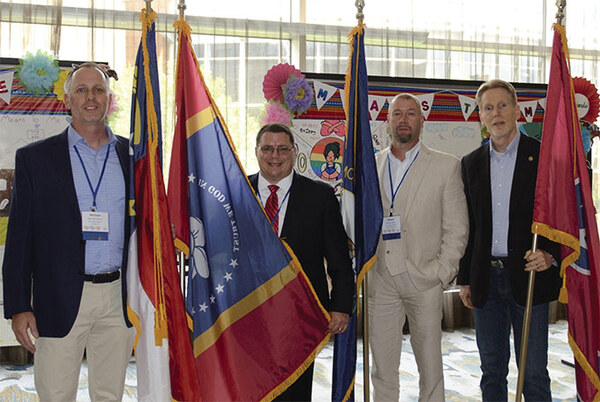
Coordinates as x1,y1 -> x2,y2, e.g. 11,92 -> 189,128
459,285 -> 474,309
524,249 -> 554,272
328,312 -> 350,334
11,312 -> 38,353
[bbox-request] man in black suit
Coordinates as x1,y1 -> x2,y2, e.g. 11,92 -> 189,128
249,122 -> 354,401
457,79 -> 562,401
2,63 -> 133,401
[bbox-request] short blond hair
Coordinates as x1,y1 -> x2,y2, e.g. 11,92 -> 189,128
476,79 -> 518,107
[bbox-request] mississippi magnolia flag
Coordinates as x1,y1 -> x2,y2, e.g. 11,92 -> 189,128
334,22 -> 383,401
126,10 -> 201,401
531,23 -> 600,401
167,19 -> 331,401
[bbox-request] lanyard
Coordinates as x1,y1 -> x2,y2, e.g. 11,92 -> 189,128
387,150 -> 419,214
74,144 -> 111,211
258,186 -> 292,227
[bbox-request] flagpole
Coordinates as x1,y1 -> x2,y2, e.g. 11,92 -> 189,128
145,0 -> 152,14
515,234 -> 538,402
353,2 -> 373,401
515,4 -> 566,400
176,0 -> 187,295
177,0 -> 186,19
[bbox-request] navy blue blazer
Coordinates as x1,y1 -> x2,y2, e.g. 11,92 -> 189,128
2,129 -> 131,337
457,134 -> 562,307
249,172 -> 354,314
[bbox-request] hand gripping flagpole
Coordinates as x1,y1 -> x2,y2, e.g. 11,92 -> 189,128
354,3 -> 371,401
515,3 -> 566,400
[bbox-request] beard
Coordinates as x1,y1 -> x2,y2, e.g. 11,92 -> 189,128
393,130 -> 415,144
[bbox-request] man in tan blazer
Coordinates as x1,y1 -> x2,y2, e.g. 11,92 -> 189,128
368,93 -> 469,401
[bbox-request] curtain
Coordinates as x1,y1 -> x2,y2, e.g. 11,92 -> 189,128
1,0 -> 600,172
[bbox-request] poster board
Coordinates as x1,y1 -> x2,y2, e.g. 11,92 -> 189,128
291,73 -> 547,194
0,58 -> 71,346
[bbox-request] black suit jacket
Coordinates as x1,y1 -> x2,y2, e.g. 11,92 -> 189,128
2,129 -> 131,337
249,172 -> 354,314
457,134 -> 562,307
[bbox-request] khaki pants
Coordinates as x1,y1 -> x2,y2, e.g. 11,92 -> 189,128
368,268 -> 445,402
34,278 -> 134,401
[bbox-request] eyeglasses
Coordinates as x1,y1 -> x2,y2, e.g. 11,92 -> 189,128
258,145 -> 295,155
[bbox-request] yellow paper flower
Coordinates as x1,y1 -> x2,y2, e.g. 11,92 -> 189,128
53,68 -> 71,101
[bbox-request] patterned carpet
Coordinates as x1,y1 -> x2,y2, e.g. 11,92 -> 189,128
0,320 -> 576,401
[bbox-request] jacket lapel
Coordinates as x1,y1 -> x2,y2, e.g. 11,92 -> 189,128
49,131 -> 80,213
509,134 -> 536,222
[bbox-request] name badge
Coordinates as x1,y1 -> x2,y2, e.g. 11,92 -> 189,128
382,215 -> 401,240
82,211 -> 109,241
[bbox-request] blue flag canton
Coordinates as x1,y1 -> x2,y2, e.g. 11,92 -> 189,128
184,117 -> 293,333
573,178 -> 591,275
129,21 -> 163,165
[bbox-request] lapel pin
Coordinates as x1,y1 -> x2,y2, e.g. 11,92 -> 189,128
528,156 -> 534,162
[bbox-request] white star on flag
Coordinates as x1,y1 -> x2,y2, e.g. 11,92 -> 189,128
224,272 -> 233,281
229,259 -> 239,268
216,283 -> 225,293
188,173 -> 196,182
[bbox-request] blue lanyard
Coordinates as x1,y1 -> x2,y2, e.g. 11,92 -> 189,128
74,144 -> 111,211
258,186 -> 292,228
387,150 -> 419,214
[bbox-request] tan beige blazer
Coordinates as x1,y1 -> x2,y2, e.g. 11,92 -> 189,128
374,143 -> 469,291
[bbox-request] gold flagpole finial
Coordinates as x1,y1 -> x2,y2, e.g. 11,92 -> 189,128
178,0 -> 186,19
555,0 -> 566,25
355,0 -> 364,24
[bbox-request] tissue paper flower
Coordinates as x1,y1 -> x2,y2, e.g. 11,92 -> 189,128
52,68 -> 71,101
261,101 -> 293,126
16,50 -> 60,95
283,75 -> 314,115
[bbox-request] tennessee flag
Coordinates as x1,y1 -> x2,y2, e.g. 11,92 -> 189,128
334,22 -> 383,401
531,23 -> 600,401
167,19 -> 330,401
126,10 -> 201,401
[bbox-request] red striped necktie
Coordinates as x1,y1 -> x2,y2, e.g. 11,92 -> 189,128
265,184 -> 279,234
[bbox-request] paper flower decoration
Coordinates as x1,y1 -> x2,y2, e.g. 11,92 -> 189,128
261,101 -> 293,126
260,63 -> 314,126
52,68 -> 71,101
573,77 -> 600,124
262,63 -> 303,103
283,75 -> 314,116
16,50 -> 60,95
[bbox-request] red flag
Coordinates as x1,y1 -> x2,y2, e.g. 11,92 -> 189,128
532,23 -> 600,400
126,10 -> 201,401
167,19 -> 330,400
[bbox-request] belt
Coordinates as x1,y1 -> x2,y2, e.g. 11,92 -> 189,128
84,270 -> 120,283
490,257 -> 508,269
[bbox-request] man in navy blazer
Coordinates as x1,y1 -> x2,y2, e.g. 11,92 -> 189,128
458,79 -> 562,401
249,123 -> 354,401
2,63 -> 134,401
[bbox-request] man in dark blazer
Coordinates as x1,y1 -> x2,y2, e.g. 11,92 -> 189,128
249,122 -> 354,401
458,79 -> 562,401
2,63 -> 133,401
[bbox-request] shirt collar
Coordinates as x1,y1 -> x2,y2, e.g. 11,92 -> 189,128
258,170 -> 294,192
489,131 -> 520,160
67,124 -> 116,149
389,141 -> 421,164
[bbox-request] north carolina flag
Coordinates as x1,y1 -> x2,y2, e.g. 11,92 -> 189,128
126,10 -> 201,401
334,22 -> 383,401
531,23 -> 600,401
167,19 -> 331,401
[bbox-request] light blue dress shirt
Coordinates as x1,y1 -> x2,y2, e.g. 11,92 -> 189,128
489,133 -> 520,257
68,125 -> 125,274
